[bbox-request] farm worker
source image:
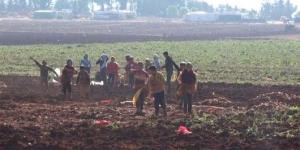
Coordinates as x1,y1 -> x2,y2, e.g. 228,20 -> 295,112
145,58 -> 151,72
177,62 -> 197,114
76,66 -> 91,100
124,55 -> 131,85
161,51 -> 179,94
153,54 -> 161,70
176,62 -> 187,109
80,54 -> 91,73
30,57 -> 59,92
96,53 -> 109,85
125,56 -> 138,89
148,66 -> 167,116
131,62 -> 149,116
61,59 -> 78,100
107,56 -> 120,88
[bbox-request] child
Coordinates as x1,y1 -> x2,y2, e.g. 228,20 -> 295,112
76,66 -> 91,100
61,59 -> 77,100
132,62 -> 149,116
177,63 -> 197,114
30,57 -> 58,92
80,54 -> 91,73
148,66 -> 167,116
145,58 -> 151,72
124,55 -> 131,85
107,56 -> 120,88
176,62 -> 187,109
125,56 -> 138,88
153,54 -> 161,70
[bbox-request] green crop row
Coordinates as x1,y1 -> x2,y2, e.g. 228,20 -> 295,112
0,40 -> 299,85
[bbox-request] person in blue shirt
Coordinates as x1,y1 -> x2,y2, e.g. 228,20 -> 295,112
96,53 -> 109,84
80,54 -> 91,73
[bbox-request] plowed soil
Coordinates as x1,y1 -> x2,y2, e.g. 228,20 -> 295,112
0,75 -> 299,149
0,19 -> 297,45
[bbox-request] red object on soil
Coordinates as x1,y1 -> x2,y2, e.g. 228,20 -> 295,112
176,125 -> 192,135
94,120 -> 112,127
100,99 -> 113,105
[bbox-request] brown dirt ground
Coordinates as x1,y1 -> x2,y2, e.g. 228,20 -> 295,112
0,75 -> 300,149
0,19 -> 298,45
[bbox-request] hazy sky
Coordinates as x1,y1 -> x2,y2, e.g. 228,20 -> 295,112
201,0 -> 300,11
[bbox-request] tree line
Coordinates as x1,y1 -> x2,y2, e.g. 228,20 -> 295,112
0,0 -> 298,20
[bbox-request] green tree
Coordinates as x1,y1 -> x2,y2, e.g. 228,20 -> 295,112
7,0 -> 15,11
166,5 -> 178,18
118,0 -> 127,10
0,0 -> 5,11
94,0 -> 110,10
178,7 -> 188,17
55,0 -> 72,10
30,0 -> 53,10
137,0 -> 185,17
187,0 -> 214,12
72,0 -> 91,15
260,0 -> 297,20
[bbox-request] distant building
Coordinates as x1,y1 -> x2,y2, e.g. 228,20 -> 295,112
217,12 -> 242,22
183,11 -> 218,22
32,10 -> 57,19
93,10 -> 136,20
32,9 -> 73,19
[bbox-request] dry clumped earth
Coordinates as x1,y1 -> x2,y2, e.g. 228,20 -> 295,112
0,19 -> 297,45
0,75 -> 300,149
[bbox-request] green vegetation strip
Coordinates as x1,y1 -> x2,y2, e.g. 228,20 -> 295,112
0,40 -> 299,85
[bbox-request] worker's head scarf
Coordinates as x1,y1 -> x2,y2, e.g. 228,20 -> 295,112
153,54 -> 160,69
100,53 -> 109,70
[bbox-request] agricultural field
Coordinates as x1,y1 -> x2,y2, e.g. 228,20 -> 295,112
0,20 -> 300,149
0,40 -> 299,85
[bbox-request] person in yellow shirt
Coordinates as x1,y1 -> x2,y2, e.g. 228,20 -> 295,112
148,66 -> 167,116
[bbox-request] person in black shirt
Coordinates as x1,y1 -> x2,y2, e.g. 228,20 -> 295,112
161,51 -> 179,94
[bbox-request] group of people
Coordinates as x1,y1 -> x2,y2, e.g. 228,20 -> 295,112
30,51 -> 197,116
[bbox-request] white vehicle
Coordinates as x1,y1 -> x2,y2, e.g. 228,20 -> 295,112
32,10 -> 57,19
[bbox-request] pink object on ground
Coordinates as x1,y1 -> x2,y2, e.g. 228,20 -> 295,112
100,99 -> 113,105
94,120 -> 112,127
176,125 -> 192,135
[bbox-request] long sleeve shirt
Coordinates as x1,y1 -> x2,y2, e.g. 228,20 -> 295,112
148,72 -> 165,94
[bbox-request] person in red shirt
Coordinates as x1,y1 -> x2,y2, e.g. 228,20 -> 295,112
125,56 -> 138,88
131,62 -> 149,116
176,62 -> 187,109
177,62 -> 197,114
61,59 -> 77,100
107,56 -> 120,88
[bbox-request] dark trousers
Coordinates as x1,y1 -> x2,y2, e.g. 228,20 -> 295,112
62,82 -> 72,95
136,88 -> 146,113
154,91 -> 166,115
128,73 -> 134,88
166,71 -> 173,92
183,93 -> 192,114
108,73 -> 116,86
